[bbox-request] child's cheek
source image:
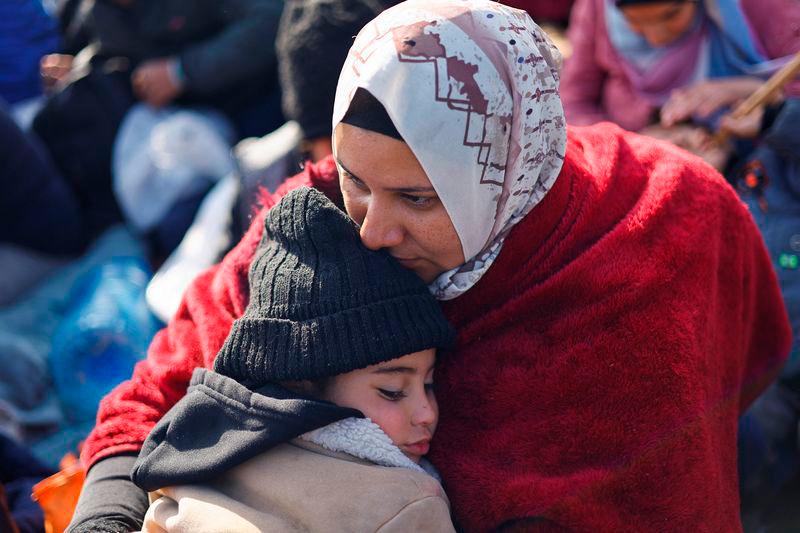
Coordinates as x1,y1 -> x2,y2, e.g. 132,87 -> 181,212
367,405 -> 409,445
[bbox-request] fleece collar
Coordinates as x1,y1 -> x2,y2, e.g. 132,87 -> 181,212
300,417 -> 441,480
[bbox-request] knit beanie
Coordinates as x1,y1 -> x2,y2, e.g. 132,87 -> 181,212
213,187 -> 455,386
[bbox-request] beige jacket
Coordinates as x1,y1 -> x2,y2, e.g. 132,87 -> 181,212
141,420 -> 455,533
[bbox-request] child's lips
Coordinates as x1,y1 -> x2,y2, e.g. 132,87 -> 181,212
404,439 -> 431,456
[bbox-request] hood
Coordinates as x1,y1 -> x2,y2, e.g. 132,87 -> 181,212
131,368 -> 361,491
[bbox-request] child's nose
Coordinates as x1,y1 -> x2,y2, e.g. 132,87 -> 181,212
412,400 -> 436,427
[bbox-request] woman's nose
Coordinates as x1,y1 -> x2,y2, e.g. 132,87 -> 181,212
359,201 -> 403,251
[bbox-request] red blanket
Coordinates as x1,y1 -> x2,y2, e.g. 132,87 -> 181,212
82,124 -> 790,531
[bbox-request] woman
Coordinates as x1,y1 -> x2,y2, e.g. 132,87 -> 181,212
69,1 -> 790,531
561,0 -> 800,133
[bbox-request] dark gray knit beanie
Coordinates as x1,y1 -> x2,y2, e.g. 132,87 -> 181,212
213,187 -> 455,386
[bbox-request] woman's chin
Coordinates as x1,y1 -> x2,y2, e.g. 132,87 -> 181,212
396,257 -> 437,282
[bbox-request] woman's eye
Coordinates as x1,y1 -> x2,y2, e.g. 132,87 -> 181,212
347,173 -> 368,190
424,382 -> 435,392
402,194 -> 434,207
378,388 -> 406,401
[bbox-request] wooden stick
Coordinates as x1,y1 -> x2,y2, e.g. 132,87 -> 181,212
715,51 -> 800,143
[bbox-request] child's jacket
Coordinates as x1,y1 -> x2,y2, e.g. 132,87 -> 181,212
132,369 -> 455,533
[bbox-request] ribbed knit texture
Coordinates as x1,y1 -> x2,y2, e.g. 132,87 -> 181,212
214,187 -> 454,385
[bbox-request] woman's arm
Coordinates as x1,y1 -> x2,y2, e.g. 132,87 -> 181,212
66,455 -> 146,533
178,0 -> 283,96
560,0 -> 610,126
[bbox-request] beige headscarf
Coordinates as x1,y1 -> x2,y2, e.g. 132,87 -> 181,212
333,0 -> 566,300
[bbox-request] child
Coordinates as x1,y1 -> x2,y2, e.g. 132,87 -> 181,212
130,187 -> 457,532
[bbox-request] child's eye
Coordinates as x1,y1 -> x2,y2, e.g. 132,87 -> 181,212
378,388 -> 407,401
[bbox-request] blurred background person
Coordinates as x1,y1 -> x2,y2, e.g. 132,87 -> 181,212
721,97 -> 800,532
0,106 -> 86,256
0,0 -> 60,124
277,0 -> 393,163
560,0 -> 800,170
32,0 -> 285,244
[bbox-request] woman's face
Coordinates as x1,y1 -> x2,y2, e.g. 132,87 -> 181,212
620,1 -> 698,48
324,349 -> 438,463
334,123 -> 465,284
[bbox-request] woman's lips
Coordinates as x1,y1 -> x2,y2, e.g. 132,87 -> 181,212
393,256 -> 420,267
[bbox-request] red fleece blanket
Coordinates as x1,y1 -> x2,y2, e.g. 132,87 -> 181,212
82,124 -> 790,532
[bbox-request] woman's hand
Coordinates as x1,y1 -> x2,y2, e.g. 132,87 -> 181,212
40,54 -> 74,92
640,123 -> 731,171
132,58 -> 183,108
639,123 -> 707,147
719,105 -> 765,139
660,77 -> 764,127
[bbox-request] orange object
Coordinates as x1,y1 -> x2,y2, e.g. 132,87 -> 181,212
31,454 -> 86,533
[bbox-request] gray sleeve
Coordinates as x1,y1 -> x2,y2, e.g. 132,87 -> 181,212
179,0 -> 284,95
66,454 -> 148,533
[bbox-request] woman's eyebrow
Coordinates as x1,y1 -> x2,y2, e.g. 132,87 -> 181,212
385,185 -> 437,193
337,157 -> 436,194
335,158 -> 356,178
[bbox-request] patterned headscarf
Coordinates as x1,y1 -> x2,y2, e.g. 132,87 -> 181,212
332,0 -> 567,300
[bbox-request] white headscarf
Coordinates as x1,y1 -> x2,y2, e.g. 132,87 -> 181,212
332,0 -> 567,300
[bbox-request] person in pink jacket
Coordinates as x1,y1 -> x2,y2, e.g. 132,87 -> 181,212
561,0 -> 800,163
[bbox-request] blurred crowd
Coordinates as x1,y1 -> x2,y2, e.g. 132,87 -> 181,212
0,0 -> 798,531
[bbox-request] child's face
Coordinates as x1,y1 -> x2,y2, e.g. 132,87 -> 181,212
324,349 -> 438,463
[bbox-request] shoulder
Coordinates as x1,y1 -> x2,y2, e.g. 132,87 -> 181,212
739,0 -> 800,27
280,440 -> 449,500
567,0 -> 606,39
567,123 -> 739,197
738,0 -> 800,57
214,442 -> 452,531
230,440 -> 447,494
563,123 -> 758,251
569,0 -> 604,21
